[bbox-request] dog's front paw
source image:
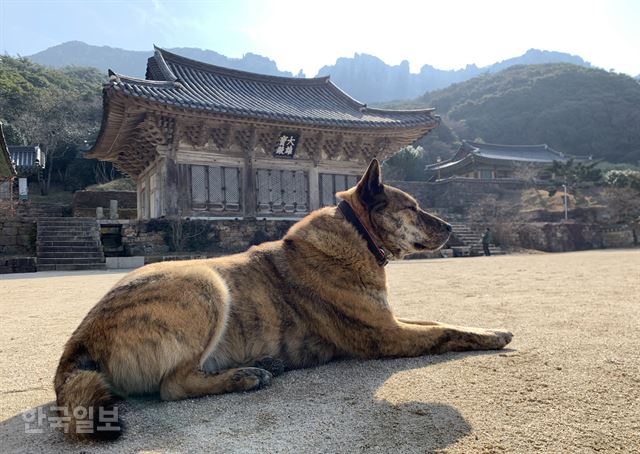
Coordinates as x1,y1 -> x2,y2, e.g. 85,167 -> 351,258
254,356 -> 285,376
231,367 -> 272,392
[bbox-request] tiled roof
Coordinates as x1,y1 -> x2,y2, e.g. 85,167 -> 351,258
106,47 -> 437,129
8,145 -> 45,169
462,141 -> 566,163
428,141 -> 567,171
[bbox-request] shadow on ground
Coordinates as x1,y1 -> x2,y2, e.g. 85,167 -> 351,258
0,350 -> 509,453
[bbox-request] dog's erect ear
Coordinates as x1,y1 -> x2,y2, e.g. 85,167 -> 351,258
356,159 -> 386,208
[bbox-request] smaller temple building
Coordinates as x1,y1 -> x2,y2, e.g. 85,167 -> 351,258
426,141 -> 568,181
87,47 -> 439,219
7,145 -> 45,175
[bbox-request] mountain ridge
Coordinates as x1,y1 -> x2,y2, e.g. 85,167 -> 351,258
27,42 -> 593,103
317,49 -> 591,103
27,40 -> 293,80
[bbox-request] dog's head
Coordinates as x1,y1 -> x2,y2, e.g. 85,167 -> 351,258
337,159 -> 451,260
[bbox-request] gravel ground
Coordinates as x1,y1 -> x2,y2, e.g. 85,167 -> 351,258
1,249 -> 639,453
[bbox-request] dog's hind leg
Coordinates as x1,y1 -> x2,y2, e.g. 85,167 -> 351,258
159,358 -> 272,401
379,323 -> 513,358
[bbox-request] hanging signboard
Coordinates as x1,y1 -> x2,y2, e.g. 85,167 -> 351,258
273,132 -> 299,158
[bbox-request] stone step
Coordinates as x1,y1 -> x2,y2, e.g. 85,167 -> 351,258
37,222 -> 97,226
37,217 -> 95,221
470,245 -> 505,255
37,251 -> 104,259
37,240 -> 101,247
37,234 -> 99,241
38,233 -> 99,238
37,221 -> 98,226
37,225 -> 95,230
38,227 -> 96,235
37,257 -> 106,265
37,263 -> 107,272
37,245 -> 104,253
454,234 -> 480,241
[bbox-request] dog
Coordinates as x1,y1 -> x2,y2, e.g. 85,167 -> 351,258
54,159 -> 512,440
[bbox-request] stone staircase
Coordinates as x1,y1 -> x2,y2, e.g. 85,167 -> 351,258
448,221 -> 504,256
36,218 -> 106,271
16,202 -> 71,218
430,208 -> 505,257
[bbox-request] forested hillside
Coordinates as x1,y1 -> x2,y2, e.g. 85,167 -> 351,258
0,56 -> 107,190
0,55 -> 103,143
389,64 -> 640,164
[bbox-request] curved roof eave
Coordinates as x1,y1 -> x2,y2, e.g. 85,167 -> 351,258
153,46 -> 331,86
106,84 -> 439,130
85,89 -> 129,161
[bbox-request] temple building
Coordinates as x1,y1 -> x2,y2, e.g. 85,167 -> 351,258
88,47 -> 439,219
7,145 -> 45,175
426,140 -> 568,181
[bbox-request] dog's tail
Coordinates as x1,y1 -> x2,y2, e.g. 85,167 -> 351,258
53,341 -> 123,441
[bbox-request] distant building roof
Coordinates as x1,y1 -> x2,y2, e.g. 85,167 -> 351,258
0,123 -> 17,180
427,140 -> 567,171
105,47 -> 436,129
458,141 -> 566,163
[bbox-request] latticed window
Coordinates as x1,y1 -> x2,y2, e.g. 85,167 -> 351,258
479,169 -> 494,179
319,173 -> 359,206
190,165 -> 242,212
256,169 -> 308,214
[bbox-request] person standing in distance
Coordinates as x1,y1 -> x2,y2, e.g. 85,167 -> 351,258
482,228 -> 492,256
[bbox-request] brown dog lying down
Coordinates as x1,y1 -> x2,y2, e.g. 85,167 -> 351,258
54,159 -> 512,440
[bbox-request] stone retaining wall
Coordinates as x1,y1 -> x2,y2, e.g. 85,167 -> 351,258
0,219 -> 36,255
0,256 -> 37,273
488,222 -> 637,252
73,190 -> 137,219
121,218 -> 295,256
389,179 -> 527,213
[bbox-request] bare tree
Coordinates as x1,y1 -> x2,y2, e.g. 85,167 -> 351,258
94,160 -> 116,185
12,89 -> 100,194
167,216 -> 208,252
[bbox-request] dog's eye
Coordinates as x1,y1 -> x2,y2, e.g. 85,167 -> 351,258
406,206 -> 417,212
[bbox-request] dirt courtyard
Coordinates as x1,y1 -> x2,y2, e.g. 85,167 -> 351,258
1,249 -> 639,453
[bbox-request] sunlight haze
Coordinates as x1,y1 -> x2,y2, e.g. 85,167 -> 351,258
1,0 -> 638,76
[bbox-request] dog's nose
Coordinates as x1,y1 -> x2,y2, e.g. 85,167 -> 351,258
444,222 -> 452,232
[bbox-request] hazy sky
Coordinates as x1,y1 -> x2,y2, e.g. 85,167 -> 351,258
1,0 -> 638,76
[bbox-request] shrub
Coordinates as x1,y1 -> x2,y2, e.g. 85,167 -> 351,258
603,170 -> 640,191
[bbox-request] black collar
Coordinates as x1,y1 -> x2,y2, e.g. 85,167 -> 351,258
337,200 -> 388,267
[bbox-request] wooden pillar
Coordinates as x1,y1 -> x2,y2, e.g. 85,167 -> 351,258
164,157 -> 180,216
242,127 -> 258,219
309,166 -> 320,211
136,177 -> 143,219
163,122 -> 191,217
309,131 -> 323,211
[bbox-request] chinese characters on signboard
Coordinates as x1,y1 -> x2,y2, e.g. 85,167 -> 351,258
274,133 -> 299,158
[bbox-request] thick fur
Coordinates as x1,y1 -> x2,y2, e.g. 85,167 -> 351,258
54,159 -> 512,441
